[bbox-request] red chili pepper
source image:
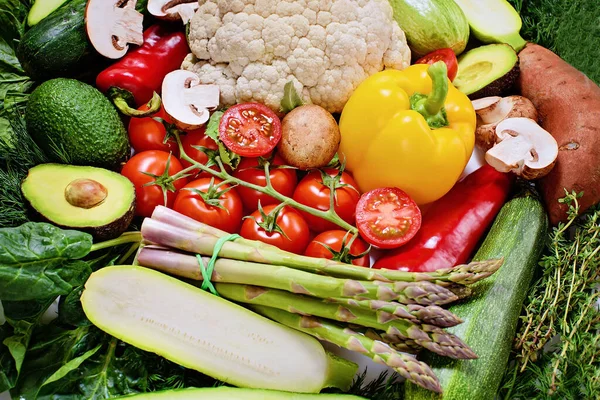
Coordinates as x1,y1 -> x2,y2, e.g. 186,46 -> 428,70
373,165 -> 513,272
96,24 -> 189,106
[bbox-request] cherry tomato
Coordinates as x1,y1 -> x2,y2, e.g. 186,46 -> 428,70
355,187 -> 422,249
415,48 -> 459,82
292,169 -> 360,233
173,178 -> 243,233
240,204 -> 310,254
219,103 -> 282,157
121,150 -> 188,217
180,127 -> 220,176
304,230 -> 370,267
128,105 -> 179,156
233,154 -> 298,211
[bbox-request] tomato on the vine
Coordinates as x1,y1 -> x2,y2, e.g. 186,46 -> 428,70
304,230 -> 370,267
180,127 -> 220,175
219,103 -> 282,157
240,204 -> 310,254
355,187 -> 421,249
128,105 -> 179,156
173,178 -> 243,233
121,150 -> 188,217
233,154 -> 298,211
415,48 -> 459,81
292,169 -> 360,232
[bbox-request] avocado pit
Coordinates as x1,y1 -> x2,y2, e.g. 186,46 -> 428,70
65,178 -> 108,209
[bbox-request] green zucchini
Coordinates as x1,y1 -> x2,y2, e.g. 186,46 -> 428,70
81,266 -> 357,394
404,190 -> 548,399
114,386 -> 367,399
17,0 -> 94,80
388,0 -> 470,58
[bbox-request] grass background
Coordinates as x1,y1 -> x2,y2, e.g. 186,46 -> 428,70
508,0 -> 600,84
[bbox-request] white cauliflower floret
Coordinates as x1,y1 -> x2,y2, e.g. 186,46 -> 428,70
184,0 -> 411,113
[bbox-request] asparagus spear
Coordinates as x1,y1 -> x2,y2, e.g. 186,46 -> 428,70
330,298 -> 463,328
363,328 -> 421,354
251,305 -> 443,393
216,283 -> 476,359
142,217 -> 503,286
137,247 -> 457,304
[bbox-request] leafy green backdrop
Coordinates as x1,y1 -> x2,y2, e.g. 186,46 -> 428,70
508,0 -> 600,84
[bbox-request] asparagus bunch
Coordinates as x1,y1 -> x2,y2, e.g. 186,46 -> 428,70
135,207 -> 505,393
148,206 -> 503,286
216,283 -> 476,359
137,247 -> 458,304
251,305 -> 443,393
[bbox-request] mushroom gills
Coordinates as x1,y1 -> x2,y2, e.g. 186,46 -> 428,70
485,117 -> 558,180
86,0 -> 144,59
147,0 -> 199,24
162,70 -> 220,130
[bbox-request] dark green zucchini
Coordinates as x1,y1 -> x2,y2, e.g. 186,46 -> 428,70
404,189 -> 548,399
17,0 -> 94,80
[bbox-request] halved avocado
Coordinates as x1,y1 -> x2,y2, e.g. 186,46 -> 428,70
453,43 -> 519,100
21,164 -> 135,240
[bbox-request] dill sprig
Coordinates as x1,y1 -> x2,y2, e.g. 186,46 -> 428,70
500,192 -> 600,399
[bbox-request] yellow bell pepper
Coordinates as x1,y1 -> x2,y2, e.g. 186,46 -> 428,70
339,62 -> 476,205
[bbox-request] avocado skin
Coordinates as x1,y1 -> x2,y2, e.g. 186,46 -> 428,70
27,201 -> 135,241
468,63 -> 521,100
25,79 -> 130,169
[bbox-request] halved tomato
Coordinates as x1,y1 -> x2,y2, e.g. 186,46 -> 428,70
219,103 -> 282,158
355,187 -> 421,249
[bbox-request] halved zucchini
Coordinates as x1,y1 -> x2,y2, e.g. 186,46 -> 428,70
81,266 -> 357,393
114,386 -> 367,399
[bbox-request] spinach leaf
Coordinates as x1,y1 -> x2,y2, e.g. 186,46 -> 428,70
12,322 -> 216,399
0,297 -> 56,392
0,223 -> 93,300
0,323 -> 17,392
58,287 -> 90,327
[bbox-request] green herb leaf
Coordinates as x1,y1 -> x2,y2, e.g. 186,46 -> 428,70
0,297 -> 56,392
280,81 -> 304,114
0,223 -> 93,301
204,111 -> 241,170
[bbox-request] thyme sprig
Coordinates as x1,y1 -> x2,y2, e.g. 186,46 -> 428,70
500,192 -> 600,399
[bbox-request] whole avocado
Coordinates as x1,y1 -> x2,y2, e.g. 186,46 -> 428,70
26,79 -> 130,169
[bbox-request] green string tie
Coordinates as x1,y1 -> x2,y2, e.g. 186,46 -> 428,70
196,233 -> 241,296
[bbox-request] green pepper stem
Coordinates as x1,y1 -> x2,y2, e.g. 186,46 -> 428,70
425,62 -> 449,116
410,61 -> 450,129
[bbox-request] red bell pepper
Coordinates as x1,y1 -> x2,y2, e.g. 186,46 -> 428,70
96,24 -> 190,109
373,165 -> 513,272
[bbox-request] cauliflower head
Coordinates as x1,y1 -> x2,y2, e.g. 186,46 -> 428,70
183,0 -> 411,113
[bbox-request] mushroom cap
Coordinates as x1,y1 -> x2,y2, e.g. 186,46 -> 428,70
473,96 -> 539,151
147,0 -> 199,24
485,117 -> 559,180
85,0 -> 144,59
162,70 -> 220,130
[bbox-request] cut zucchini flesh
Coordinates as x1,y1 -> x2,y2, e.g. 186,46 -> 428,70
113,386 -> 367,399
453,0 -> 527,51
81,266 -> 357,393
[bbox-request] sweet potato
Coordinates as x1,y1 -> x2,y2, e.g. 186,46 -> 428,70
518,43 -> 600,224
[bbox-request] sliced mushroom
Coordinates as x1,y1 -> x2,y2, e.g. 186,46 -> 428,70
162,70 -> 220,130
147,0 -> 199,24
86,0 -> 144,59
472,96 -> 539,151
485,117 -> 558,180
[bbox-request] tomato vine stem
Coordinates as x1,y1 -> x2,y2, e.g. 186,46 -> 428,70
168,132 -> 358,234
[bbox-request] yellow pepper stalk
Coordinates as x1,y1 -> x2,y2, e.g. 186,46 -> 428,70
339,62 -> 476,205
